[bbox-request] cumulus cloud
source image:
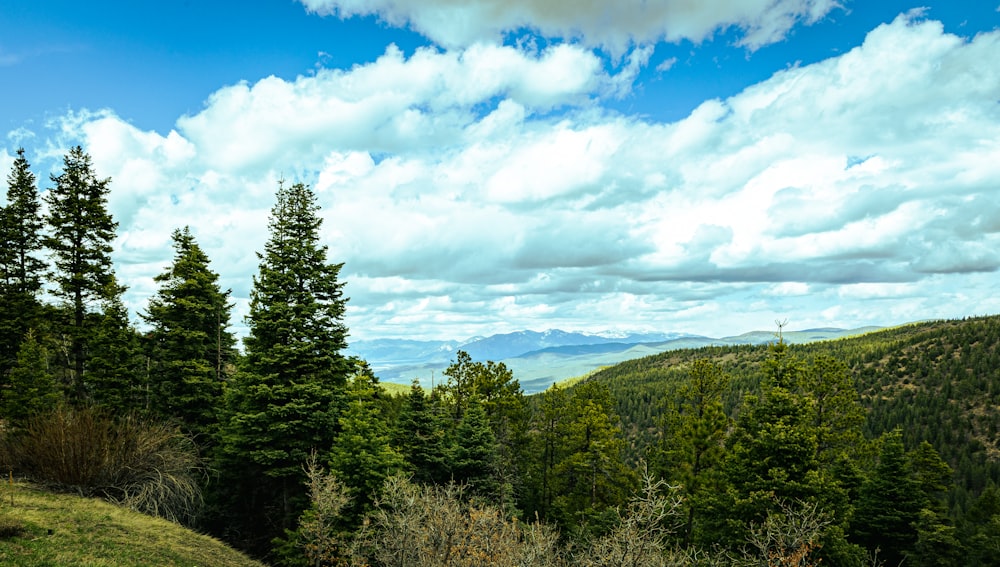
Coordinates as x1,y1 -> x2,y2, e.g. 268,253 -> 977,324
9,12 -> 1000,340
299,0 -> 842,53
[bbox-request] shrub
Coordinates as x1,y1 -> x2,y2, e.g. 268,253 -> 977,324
350,475 -> 564,567
4,405 -> 204,524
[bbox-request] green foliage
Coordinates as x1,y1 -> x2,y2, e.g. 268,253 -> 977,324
0,148 -> 46,380
549,381 -> 637,535
851,430 -> 922,564
143,226 -> 235,435
441,350 -> 531,506
43,146 -> 121,399
1,330 -> 61,425
242,181 -> 349,387
213,181 -> 350,557
392,381 -> 452,485
328,368 -> 405,522
959,482 -> 1000,566
652,359 -> 729,545
87,295 -> 147,413
451,400 -> 503,502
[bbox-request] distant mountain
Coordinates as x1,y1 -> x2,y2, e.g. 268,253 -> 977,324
348,326 -> 883,394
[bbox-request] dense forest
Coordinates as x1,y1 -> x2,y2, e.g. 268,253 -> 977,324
1,147 -> 999,566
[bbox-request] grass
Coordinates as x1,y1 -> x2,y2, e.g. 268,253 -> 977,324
0,481 -> 267,567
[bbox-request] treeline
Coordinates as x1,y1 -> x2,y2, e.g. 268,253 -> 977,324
1,147 -> 999,566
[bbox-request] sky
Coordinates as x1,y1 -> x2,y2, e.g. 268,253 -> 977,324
2,1 -> 1000,343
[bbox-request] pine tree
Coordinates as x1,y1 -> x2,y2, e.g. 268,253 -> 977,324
528,383 -> 570,523
852,430 -> 923,565
328,369 -> 405,523
241,181 -> 349,385
0,148 -> 46,380
452,400 -> 502,502
704,341 -> 833,553
803,354 -> 865,466
551,381 -> 636,534
143,227 -> 234,435
441,350 -> 530,503
393,381 -> 451,485
654,359 -> 729,545
87,294 -> 146,413
215,180 -> 350,556
1,330 -> 60,425
43,146 -> 120,399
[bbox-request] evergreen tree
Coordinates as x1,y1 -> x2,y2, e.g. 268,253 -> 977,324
804,354 -> 865,466
551,381 -> 636,534
143,227 -> 234,435
908,440 -> 961,566
392,381 -> 451,485
528,383 -> 570,523
328,369 -> 405,523
441,350 -> 530,505
452,399 -> 503,503
87,294 -> 146,413
960,482 -> 1000,566
653,359 -> 729,546
852,430 -> 923,565
43,146 -> 120,399
0,148 -> 46,380
215,181 -> 349,557
241,181 -> 349,385
1,330 -> 60,425
703,341 -> 853,562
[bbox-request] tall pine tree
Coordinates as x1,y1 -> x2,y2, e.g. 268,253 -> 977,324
654,359 -> 730,546
0,148 -> 46,380
143,226 -> 235,436
43,146 -> 120,400
215,181 -> 349,558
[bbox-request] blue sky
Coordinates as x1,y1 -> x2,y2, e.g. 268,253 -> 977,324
2,1 -> 1000,342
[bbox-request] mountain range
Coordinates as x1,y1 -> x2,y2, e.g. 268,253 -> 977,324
347,327 -> 883,393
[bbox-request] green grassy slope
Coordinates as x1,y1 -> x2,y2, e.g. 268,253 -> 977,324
0,482 -> 267,567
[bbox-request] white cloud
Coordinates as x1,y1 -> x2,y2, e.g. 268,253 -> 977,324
300,0 -> 842,53
8,12 -> 1000,341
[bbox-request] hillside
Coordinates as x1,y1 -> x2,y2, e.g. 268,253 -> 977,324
585,316 -> 1000,513
0,482 -> 266,567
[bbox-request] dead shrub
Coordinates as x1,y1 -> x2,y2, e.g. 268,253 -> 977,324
4,405 -> 204,524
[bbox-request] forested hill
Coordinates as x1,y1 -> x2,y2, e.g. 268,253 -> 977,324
587,315 -> 1000,514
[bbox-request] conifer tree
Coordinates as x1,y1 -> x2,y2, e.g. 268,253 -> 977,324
654,359 -> 729,545
452,400 -> 503,502
852,430 -> 923,565
393,381 -> 451,485
702,341 -> 839,557
43,146 -> 120,399
0,148 -> 46,379
328,369 -> 405,523
241,181 -> 349,385
441,350 -> 530,503
215,180 -> 349,556
551,381 -> 636,533
528,383 -> 570,522
88,294 -> 146,413
1,330 -> 60,425
143,227 -> 234,435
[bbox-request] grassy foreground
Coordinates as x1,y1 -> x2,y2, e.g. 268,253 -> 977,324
0,481 -> 266,567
